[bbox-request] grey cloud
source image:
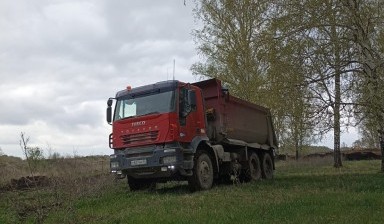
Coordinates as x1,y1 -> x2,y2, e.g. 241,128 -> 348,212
0,0 -> 198,157
102,0 -> 194,42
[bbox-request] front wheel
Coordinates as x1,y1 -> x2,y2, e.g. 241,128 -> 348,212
188,151 -> 214,191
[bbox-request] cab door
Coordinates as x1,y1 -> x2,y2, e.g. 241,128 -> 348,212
178,86 -> 205,142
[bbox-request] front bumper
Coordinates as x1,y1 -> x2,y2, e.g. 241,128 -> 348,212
110,144 -> 193,179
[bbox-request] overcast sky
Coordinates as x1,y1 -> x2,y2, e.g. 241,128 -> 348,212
0,0 -> 202,157
0,0 -> 358,158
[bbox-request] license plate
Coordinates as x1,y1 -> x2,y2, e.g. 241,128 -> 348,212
131,159 -> 147,166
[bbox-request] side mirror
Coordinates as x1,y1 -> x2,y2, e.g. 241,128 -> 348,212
106,107 -> 112,124
106,98 -> 113,124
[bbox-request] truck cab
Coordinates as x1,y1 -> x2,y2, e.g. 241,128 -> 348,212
107,81 -> 208,190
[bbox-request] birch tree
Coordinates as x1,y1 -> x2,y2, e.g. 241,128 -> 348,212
271,0 -> 357,167
343,0 -> 384,171
265,27 -> 317,159
191,0 -> 271,103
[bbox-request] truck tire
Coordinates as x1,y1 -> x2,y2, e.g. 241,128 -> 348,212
261,152 -> 274,179
188,151 -> 214,191
128,177 -> 155,191
242,152 -> 262,182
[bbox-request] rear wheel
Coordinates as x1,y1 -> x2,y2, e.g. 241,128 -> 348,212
188,151 -> 214,191
127,177 -> 155,191
261,152 -> 274,179
242,152 -> 262,182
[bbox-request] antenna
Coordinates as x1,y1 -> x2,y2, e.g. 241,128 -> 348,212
173,59 -> 175,80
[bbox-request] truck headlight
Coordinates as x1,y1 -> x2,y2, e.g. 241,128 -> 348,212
110,154 -> 117,159
110,161 -> 119,169
162,156 -> 177,164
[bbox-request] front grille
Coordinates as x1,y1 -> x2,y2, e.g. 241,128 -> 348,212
120,131 -> 159,145
125,151 -> 153,158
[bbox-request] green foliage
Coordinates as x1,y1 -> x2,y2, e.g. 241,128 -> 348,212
192,0 -> 318,157
356,121 -> 380,149
343,0 -> 384,170
265,27 -> 318,155
27,147 -> 44,161
27,146 -> 45,171
192,0 -> 271,103
192,0 -> 384,167
271,0 -> 360,166
349,0 -> 384,147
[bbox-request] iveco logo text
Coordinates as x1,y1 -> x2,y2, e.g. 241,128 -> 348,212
131,121 -> 146,127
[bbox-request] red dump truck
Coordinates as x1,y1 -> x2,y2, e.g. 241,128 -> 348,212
107,78 -> 278,191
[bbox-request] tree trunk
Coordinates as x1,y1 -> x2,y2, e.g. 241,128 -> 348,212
333,72 -> 342,168
330,1 -> 343,168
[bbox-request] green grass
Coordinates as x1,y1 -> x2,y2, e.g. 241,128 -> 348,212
1,159 -> 384,223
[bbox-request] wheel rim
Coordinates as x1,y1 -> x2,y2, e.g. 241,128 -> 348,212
199,160 -> 211,184
264,155 -> 273,178
250,156 -> 260,179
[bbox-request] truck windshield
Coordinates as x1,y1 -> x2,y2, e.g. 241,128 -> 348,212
114,90 -> 176,121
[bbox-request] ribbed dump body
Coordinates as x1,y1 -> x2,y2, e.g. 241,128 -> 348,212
193,79 -> 278,149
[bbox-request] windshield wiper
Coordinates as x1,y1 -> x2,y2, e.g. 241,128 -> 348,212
120,115 -> 137,120
141,111 -> 160,116
119,112 -> 160,121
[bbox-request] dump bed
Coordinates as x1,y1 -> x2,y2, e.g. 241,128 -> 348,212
194,79 -> 278,149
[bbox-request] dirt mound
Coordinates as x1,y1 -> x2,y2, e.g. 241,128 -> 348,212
0,176 -> 51,192
303,152 -> 333,159
343,150 -> 381,161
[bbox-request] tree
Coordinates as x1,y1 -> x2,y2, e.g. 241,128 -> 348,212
192,0 -> 384,169
265,27 -> 318,159
20,132 -> 44,173
343,0 -> 384,171
271,0 -> 359,167
357,119 -> 380,149
192,0 -> 317,156
192,0 -> 271,102
273,0 -> 384,168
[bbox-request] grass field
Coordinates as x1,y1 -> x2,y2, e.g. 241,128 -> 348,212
1,158 -> 383,223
